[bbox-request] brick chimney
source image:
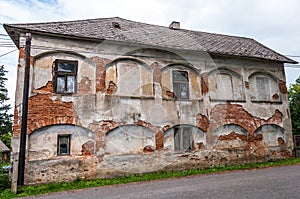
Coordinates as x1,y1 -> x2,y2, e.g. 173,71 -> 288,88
169,21 -> 180,30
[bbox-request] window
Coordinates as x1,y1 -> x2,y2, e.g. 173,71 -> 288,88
54,60 -> 78,94
57,135 -> 71,155
174,126 -> 193,152
173,71 -> 189,99
216,73 -> 233,99
256,76 -> 270,100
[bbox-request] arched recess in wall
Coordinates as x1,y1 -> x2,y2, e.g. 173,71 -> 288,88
33,50 -> 96,94
105,124 -> 156,154
164,124 -> 206,152
248,71 -> 281,102
28,124 -> 95,160
161,63 -> 201,100
212,124 -> 248,149
208,67 -> 244,101
254,124 -> 285,148
105,58 -> 153,97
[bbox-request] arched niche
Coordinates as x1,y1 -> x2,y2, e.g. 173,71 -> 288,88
254,124 -> 285,147
28,124 -> 95,160
33,51 -> 96,94
212,124 -> 248,149
161,64 -> 201,100
164,124 -> 206,152
208,67 -> 244,101
248,72 -> 281,102
105,58 -> 153,97
105,125 -> 155,154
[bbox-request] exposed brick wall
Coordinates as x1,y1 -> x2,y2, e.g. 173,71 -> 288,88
196,113 -> 209,132
201,73 -> 209,95
78,77 -> 92,94
19,47 -> 34,65
13,94 -> 80,135
209,103 -> 283,135
36,81 -> 54,93
279,80 -> 288,94
92,57 -> 111,93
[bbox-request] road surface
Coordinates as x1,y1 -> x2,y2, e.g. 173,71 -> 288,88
23,164 -> 300,199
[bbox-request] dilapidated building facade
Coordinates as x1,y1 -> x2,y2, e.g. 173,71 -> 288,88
4,17 -> 297,185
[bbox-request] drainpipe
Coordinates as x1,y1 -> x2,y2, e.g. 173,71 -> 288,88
17,33 -> 31,186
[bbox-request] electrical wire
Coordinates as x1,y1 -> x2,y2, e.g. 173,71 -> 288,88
0,49 -> 18,58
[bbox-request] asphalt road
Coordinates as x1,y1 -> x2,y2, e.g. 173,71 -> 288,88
24,164 -> 300,199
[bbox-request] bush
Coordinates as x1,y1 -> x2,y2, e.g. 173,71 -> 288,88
0,174 -> 10,191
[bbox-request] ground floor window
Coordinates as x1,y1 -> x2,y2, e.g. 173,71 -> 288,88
57,134 -> 71,155
174,126 -> 193,152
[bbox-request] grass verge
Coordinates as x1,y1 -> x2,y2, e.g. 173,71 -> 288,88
1,158 -> 300,198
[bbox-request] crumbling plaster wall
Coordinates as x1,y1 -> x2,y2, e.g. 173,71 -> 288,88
11,35 -> 293,185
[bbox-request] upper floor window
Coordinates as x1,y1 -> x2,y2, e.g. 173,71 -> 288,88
256,76 -> 270,100
172,70 -> 189,99
54,60 -> 78,94
249,72 -> 281,102
216,73 -> 233,100
174,126 -> 193,152
57,134 -> 71,155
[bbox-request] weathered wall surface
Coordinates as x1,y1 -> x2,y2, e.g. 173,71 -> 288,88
11,34 -> 293,185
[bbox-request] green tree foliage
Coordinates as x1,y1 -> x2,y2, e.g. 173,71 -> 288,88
288,76 -> 300,135
0,65 -> 12,147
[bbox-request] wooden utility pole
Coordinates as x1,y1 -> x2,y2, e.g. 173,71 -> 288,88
17,33 -> 31,186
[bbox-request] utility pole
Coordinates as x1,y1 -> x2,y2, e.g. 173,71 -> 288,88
17,33 -> 31,186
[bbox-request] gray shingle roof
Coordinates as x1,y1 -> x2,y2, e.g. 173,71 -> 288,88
0,140 -> 9,152
3,17 -> 297,63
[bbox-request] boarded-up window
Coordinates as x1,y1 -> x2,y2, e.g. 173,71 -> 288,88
216,73 -> 233,99
256,76 -> 270,100
174,126 -> 193,152
173,71 -> 189,99
57,135 -> 71,155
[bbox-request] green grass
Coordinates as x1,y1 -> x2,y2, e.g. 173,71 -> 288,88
1,158 -> 300,198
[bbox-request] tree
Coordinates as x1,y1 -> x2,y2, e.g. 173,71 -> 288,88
0,65 -> 12,147
288,76 -> 300,135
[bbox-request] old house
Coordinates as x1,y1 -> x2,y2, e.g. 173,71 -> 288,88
4,17 -> 297,185
0,140 -> 9,162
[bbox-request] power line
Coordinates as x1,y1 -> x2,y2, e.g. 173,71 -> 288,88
0,49 -> 18,58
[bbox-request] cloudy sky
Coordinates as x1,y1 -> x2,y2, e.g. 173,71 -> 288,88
0,0 -> 300,110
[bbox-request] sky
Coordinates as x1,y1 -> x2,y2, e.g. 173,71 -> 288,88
0,0 -> 300,111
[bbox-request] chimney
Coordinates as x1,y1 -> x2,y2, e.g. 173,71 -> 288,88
169,21 -> 180,30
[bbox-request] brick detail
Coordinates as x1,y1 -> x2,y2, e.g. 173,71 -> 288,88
152,62 -> 161,84
209,104 -> 283,134
36,81 -> 54,93
78,77 -> 92,94
196,113 -> 209,132
155,130 -> 164,150
91,57 -> 111,93
81,141 -> 95,156
106,81 -> 117,94
13,94 -> 80,135
19,47 -> 34,66
218,131 -> 247,141
201,73 -> 209,95
278,80 -> 287,94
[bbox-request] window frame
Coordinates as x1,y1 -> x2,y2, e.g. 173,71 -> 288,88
216,72 -> 234,100
255,76 -> 270,101
54,59 -> 78,94
174,126 -> 193,152
57,134 -> 71,156
172,70 -> 189,100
